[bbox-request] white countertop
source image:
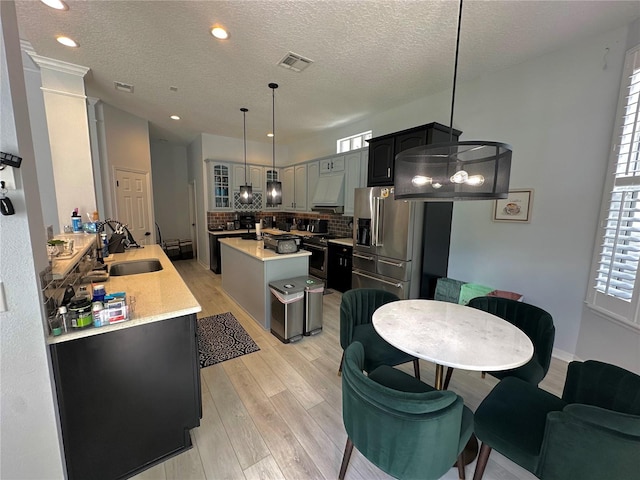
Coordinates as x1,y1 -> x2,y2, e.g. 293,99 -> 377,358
372,299 -> 533,372
47,244 -> 201,344
329,237 -> 353,247
219,237 -> 312,261
209,229 -> 256,235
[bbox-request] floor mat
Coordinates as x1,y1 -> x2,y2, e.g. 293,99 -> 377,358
197,312 -> 260,368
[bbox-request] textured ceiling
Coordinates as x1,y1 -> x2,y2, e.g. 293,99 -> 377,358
14,0 -> 640,146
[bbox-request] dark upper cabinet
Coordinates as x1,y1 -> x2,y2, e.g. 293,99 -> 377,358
366,122 -> 462,187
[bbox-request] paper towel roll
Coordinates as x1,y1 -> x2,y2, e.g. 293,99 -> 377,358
255,222 -> 262,237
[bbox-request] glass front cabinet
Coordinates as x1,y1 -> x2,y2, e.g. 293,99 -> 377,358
208,161 -> 231,210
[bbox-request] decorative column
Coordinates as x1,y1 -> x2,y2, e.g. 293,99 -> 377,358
26,51 -> 96,232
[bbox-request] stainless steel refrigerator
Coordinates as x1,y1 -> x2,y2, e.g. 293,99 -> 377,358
352,187 -> 425,299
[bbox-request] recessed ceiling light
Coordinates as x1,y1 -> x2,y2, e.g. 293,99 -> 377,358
211,27 -> 229,40
170,115 -> 181,120
40,0 -> 68,10
56,36 -> 78,47
267,133 -> 274,138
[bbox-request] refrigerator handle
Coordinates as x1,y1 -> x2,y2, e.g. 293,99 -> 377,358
373,197 -> 384,247
352,270 -> 403,289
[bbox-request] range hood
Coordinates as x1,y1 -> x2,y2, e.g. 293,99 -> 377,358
311,174 -> 344,214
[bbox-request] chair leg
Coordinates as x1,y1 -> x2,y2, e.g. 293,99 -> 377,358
338,352 -> 344,376
413,358 -> 421,380
472,443 -> 492,480
456,452 -> 466,479
443,366 -> 454,390
338,438 -> 354,480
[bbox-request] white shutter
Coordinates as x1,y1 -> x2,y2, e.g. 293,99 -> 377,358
588,46 -> 640,326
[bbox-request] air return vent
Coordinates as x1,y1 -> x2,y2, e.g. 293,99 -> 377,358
114,81 -> 134,93
277,52 -> 314,72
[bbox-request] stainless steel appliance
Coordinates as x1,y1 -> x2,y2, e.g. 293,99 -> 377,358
263,234 -> 301,254
303,234 -> 336,280
239,214 -> 256,229
308,219 -> 328,233
352,187 -> 424,299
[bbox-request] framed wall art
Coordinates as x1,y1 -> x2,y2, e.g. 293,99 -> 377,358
493,189 -> 533,223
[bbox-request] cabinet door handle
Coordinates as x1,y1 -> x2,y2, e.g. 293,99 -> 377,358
387,167 -> 391,177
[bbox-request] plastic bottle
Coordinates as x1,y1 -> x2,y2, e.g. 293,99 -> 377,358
58,306 -> 69,333
92,301 -> 104,327
101,233 -> 109,258
71,209 -> 82,233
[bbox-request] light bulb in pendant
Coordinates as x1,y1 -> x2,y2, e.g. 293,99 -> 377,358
450,170 -> 469,184
466,175 -> 485,186
411,175 -> 432,187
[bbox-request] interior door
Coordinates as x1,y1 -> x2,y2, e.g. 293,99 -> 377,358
115,168 -> 152,245
188,181 -> 198,256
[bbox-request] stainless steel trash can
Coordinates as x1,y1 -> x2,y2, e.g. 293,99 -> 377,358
290,276 -> 324,336
269,279 -> 305,343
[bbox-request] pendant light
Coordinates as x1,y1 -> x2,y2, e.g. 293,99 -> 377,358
394,0 -> 512,201
239,107 -> 253,204
266,82 -> 282,205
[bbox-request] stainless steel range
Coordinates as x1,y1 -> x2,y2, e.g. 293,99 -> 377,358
302,235 -> 336,280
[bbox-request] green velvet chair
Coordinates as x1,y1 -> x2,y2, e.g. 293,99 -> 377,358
340,341 -> 474,480
338,288 -> 420,379
444,296 -> 555,389
472,360 -> 640,480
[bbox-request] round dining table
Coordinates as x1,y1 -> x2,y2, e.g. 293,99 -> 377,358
372,298 -> 534,467
372,299 -> 534,390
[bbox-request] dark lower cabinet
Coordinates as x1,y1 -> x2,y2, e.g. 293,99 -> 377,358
328,243 -> 353,292
50,314 -> 201,480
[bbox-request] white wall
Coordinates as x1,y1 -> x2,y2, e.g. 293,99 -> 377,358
200,131 -> 289,166
187,136 -> 208,267
289,23 -> 637,366
99,103 -> 155,242
575,18 -> 640,374
0,2 -> 65,477
151,141 -> 191,241
21,42 -> 58,233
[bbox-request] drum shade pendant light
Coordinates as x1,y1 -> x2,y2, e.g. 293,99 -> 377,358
239,107 -> 253,204
394,0 -> 512,201
266,83 -> 282,205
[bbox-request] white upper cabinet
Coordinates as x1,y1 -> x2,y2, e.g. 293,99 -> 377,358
207,161 -> 232,210
232,164 -> 263,191
343,149 -> 368,216
320,154 -> 345,175
307,161 -> 320,212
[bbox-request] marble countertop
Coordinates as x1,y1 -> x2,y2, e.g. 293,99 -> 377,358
329,237 -> 353,247
47,244 -> 201,345
219,237 -> 312,262
372,299 -> 533,372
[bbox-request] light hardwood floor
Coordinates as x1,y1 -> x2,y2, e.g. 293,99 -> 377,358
132,259 -> 568,480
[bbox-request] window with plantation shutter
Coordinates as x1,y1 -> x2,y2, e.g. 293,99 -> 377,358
587,45 -> 640,327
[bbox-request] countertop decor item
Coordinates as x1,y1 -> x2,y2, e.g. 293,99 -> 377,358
266,83 -> 282,205
394,0 -> 512,201
238,107 -> 253,204
197,312 -> 260,367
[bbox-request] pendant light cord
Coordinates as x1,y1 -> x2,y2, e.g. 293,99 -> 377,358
271,85 -> 276,171
242,108 -> 248,184
449,0 -> 463,142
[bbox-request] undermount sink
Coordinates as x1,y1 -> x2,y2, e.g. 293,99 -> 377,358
109,259 -> 163,276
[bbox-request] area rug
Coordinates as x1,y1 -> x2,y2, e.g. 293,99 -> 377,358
197,312 -> 260,368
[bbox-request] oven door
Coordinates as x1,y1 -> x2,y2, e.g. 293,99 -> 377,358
305,243 -> 327,279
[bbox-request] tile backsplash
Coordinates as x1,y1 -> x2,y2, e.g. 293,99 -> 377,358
207,211 -> 353,238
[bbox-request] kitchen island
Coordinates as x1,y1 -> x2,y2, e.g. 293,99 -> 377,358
220,237 -> 311,330
48,245 -> 202,480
